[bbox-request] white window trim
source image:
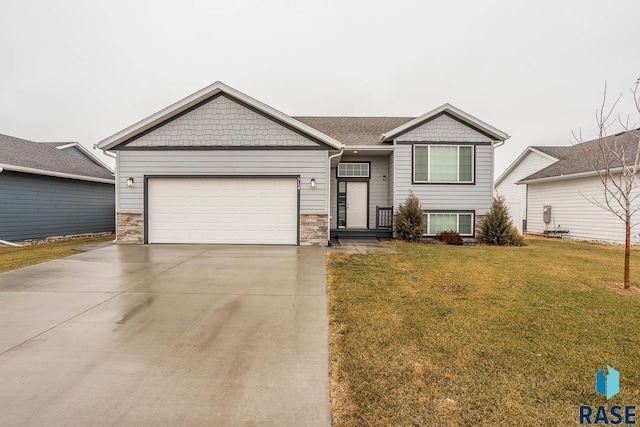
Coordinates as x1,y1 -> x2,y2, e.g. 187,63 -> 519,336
337,162 -> 370,178
413,144 -> 474,183
424,212 -> 475,237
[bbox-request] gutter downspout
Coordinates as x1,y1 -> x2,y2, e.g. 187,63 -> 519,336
327,146 -> 345,244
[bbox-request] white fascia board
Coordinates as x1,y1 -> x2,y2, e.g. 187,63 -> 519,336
381,103 -> 510,142
97,81 -> 344,151
528,146 -> 562,162
495,147 -> 560,187
344,145 -> 394,151
0,163 -> 115,184
517,167 -> 623,185
56,142 -> 114,173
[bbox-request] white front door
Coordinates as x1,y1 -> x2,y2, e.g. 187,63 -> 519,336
347,182 -> 368,229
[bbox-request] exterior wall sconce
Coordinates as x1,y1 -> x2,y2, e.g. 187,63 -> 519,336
310,178 -> 316,189
127,178 -> 135,187
382,175 -> 387,181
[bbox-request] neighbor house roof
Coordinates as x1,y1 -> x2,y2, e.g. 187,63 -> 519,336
494,146 -> 563,187
518,129 -> 640,184
0,134 -> 115,183
294,117 -> 414,146
97,81 -> 345,151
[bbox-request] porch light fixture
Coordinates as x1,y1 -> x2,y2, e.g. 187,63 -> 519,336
126,178 -> 134,187
310,178 -> 316,189
382,175 -> 387,181
352,150 -> 358,154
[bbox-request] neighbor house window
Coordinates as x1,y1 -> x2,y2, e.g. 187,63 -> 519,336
338,163 -> 369,178
425,213 -> 474,236
414,145 -> 473,183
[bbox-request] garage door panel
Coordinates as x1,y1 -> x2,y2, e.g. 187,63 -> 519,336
148,178 -> 298,244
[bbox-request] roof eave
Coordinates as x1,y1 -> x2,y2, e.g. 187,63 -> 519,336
56,142 -> 114,173
381,103 -> 510,142
517,168 -> 622,185
0,163 -> 115,184
97,82 -> 344,151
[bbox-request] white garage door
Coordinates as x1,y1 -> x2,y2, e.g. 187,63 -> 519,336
148,177 -> 298,244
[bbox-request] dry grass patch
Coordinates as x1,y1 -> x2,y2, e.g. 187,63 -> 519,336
0,235 -> 113,273
327,237 -> 640,426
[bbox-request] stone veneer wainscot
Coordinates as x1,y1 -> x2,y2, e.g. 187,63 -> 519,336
299,213 -> 328,246
116,212 -> 144,244
116,212 -> 328,246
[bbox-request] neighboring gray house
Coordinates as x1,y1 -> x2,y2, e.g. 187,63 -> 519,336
97,82 -> 509,246
0,134 -> 115,242
495,129 -> 640,244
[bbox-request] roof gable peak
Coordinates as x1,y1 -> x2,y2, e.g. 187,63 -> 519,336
381,103 -> 509,142
97,81 -> 344,151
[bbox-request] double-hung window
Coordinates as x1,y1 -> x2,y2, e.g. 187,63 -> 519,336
424,213 -> 474,236
414,145 -> 473,183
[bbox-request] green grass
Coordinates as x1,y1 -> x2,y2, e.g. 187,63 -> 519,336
0,235 -> 113,273
327,237 -> 640,426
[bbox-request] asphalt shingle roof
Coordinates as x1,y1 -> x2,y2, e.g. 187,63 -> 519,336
522,129 -> 640,182
0,134 -> 114,180
294,117 -> 414,146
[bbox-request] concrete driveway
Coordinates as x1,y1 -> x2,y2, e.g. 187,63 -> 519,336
0,245 -> 330,426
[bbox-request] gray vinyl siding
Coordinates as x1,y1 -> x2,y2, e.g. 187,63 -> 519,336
117,150 -> 328,213
0,171 -> 115,242
393,143 -> 493,214
393,114 -> 496,217
367,156 -> 391,229
126,94 -> 320,148
527,175 -> 640,244
329,155 -> 390,229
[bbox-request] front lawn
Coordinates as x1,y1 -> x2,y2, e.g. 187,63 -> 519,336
327,237 -> 640,426
0,235 -> 113,273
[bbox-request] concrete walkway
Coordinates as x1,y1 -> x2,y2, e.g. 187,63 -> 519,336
329,238 -> 395,254
0,245 -> 330,426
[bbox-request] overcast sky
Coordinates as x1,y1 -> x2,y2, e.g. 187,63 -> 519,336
1,0 -> 639,175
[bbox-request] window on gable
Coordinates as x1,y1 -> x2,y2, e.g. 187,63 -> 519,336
338,163 -> 370,178
414,145 -> 473,183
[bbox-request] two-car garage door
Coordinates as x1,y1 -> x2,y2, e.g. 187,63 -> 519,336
147,177 -> 298,244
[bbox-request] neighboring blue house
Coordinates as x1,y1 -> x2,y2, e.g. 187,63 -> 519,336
0,134 -> 115,242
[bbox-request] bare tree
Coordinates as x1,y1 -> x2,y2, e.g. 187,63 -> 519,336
573,78 -> 640,289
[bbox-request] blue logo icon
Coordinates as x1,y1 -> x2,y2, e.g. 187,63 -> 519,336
596,366 -> 620,399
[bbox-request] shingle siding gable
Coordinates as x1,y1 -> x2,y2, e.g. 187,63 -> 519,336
396,114 -> 494,143
125,95 -> 321,148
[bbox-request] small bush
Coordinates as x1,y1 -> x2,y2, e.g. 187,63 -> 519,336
394,192 -> 425,242
505,226 -> 525,246
479,196 -> 524,246
435,230 -> 464,245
